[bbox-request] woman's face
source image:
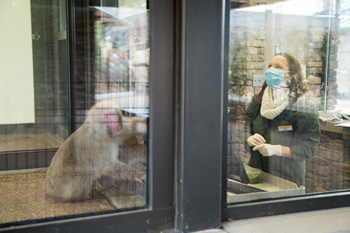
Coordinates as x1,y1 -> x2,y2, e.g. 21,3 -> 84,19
268,55 -> 291,81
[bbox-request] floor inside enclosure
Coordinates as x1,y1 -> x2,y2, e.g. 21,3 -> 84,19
0,144 -> 147,225
0,168 -> 115,224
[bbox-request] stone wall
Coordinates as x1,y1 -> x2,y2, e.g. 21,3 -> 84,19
306,17 -> 340,110
228,11 -> 266,164
324,16 -> 341,110
306,132 -> 350,192
304,9 -> 348,192
306,23 -> 325,106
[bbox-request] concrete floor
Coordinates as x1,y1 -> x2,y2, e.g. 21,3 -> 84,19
196,207 -> 350,233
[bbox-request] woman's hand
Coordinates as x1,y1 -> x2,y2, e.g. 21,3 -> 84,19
253,144 -> 282,157
247,133 -> 266,147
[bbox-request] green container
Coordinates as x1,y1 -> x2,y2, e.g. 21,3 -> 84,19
245,165 -> 261,184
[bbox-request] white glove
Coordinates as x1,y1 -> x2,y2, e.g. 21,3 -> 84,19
253,144 -> 282,157
247,133 -> 266,147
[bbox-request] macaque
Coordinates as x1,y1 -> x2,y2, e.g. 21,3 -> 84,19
44,101 -> 147,201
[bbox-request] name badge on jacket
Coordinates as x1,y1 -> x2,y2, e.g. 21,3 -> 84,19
278,125 -> 293,132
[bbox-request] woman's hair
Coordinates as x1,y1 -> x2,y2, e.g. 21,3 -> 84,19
255,53 -> 308,104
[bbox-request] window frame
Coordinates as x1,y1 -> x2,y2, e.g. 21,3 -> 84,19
2,0 -> 350,232
1,0 -> 175,232
221,0 -> 350,221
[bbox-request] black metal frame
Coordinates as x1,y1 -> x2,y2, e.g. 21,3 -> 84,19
174,0 -> 226,231
2,0 -> 350,232
222,191 -> 350,221
221,0 -> 350,222
1,209 -> 173,233
0,150 -> 55,170
1,0 -> 175,232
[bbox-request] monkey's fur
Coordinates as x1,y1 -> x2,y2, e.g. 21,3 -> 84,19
44,101 -> 147,201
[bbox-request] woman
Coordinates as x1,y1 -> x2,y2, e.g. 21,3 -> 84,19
243,53 -> 320,186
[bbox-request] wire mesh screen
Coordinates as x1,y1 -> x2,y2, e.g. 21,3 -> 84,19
0,0 -> 150,226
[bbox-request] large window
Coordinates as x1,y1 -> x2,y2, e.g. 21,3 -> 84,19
0,0 -> 150,226
227,0 -> 350,204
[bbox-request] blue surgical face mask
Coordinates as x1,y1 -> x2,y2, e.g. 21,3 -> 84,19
264,67 -> 286,89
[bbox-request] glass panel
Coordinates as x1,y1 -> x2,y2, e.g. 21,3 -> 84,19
0,0 -> 149,226
0,0 -> 69,154
227,0 -> 350,204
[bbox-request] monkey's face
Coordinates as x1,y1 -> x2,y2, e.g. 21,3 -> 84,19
102,111 -> 123,136
86,101 -> 147,139
86,104 -> 124,137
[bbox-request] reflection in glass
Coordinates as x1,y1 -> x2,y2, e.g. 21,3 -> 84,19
0,0 -> 69,153
0,0 -> 149,226
227,0 -> 350,204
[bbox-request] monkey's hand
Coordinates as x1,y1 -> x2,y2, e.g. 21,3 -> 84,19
253,144 -> 281,157
247,133 -> 266,147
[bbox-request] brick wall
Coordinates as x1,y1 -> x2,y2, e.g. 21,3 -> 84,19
306,132 -> 350,192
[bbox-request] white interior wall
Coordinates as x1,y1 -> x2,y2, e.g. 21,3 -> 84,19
0,0 -> 35,124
